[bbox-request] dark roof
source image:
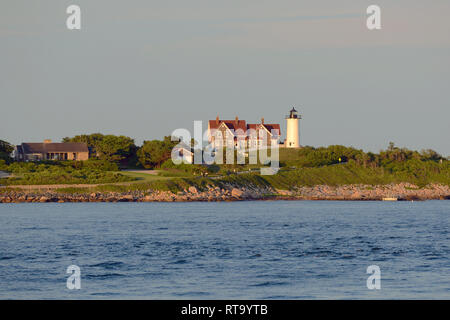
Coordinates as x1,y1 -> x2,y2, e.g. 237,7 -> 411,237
209,118 -> 281,140
20,142 -> 89,154
247,123 -> 281,136
263,124 -> 281,136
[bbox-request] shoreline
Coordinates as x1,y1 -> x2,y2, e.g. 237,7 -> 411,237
1,183 -> 449,203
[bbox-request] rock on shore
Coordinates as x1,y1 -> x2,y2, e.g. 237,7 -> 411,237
0,183 -> 449,203
0,185 -> 272,203
276,183 -> 450,201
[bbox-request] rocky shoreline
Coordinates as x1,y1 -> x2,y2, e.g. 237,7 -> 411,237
0,183 -> 449,203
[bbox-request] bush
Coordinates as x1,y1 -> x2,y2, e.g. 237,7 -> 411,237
0,161 -> 134,185
64,159 -> 119,171
0,159 -> 8,171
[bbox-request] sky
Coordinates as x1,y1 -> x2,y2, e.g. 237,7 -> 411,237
1,0 -> 449,156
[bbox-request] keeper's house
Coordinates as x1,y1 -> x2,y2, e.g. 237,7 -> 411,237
207,116 -> 281,150
15,139 -> 89,161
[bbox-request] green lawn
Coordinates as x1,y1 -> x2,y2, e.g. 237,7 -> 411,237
117,171 -> 176,182
118,170 -> 197,182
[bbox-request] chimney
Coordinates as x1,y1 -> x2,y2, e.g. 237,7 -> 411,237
235,116 -> 239,126
43,139 -> 52,143
261,117 -> 264,124
216,116 -> 219,125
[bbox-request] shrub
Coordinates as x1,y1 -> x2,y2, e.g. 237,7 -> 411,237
0,161 -> 135,185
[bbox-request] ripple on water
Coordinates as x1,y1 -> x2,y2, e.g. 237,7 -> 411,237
89,261 -> 126,270
84,273 -> 127,280
0,201 -> 449,299
250,281 -> 289,287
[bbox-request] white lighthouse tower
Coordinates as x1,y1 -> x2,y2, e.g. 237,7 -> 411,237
285,107 -> 301,148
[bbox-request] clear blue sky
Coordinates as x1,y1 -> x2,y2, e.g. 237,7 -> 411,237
1,0 -> 449,156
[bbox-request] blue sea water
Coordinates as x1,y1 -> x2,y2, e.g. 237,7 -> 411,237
0,200 -> 449,299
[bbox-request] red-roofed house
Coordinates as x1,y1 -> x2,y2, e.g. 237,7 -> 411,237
247,119 -> 281,149
208,116 -> 281,150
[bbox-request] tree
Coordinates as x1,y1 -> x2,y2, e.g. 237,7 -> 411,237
63,133 -> 104,150
95,135 -> 136,162
0,139 -> 14,162
0,140 -> 14,154
63,133 -> 136,163
388,141 -> 396,151
420,149 -> 443,162
137,136 -> 178,169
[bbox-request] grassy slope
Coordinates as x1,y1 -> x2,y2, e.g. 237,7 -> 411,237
49,162 -> 450,194
2,148 -> 448,192
265,163 -> 450,189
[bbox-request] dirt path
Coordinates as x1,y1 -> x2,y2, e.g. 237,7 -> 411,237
121,170 -> 161,175
0,182 -> 129,190
0,171 -> 11,179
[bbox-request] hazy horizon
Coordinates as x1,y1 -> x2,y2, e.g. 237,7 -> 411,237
1,1 -> 449,156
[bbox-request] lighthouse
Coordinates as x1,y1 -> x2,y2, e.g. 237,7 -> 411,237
285,107 -> 301,148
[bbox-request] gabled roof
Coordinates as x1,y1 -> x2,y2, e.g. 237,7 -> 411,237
20,142 -> 89,154
173,142 -> 194,153
247,123 -> 281,136
209,118 -> 281,139
263,124 -> 281,136
208,120 -> 248,133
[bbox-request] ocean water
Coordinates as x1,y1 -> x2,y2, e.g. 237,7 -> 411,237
0,200 -> 449,299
